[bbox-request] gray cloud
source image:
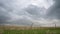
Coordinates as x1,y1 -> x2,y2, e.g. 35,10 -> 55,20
46,0 -> 60,19
0,0 -> 34,25
0,7 -> 10,24
23,4 -> 45,20
0,0 -> 13,24
11,19 -> 33,26
24,5 -> 41,15
0,0 -> 60,27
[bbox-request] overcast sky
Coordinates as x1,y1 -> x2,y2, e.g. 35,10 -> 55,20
0,0 -> 60,27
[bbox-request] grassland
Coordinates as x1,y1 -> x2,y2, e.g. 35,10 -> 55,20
0,25 -> 60,34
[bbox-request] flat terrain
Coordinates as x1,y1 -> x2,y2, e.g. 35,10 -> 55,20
0,25 -> 60,34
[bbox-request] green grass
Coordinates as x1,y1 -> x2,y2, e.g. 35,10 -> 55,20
0,28 -> 60,34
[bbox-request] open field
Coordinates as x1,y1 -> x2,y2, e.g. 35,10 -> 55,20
0,25 -> 60,34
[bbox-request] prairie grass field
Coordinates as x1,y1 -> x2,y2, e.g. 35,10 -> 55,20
0,25 -> 60,34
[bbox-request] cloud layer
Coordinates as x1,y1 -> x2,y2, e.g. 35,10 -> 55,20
0,0 -> 60,27
46,0 -> 60,19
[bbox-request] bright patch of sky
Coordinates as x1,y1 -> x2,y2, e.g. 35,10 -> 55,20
31,0 -> 54,9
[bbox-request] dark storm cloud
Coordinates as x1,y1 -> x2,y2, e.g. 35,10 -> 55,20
0,0 -> 33,25
0,0 -> 49,25
46,0 -> 60,19
0,7 -> 10,24
0,0 -> 59,26
0,0 -> 14,24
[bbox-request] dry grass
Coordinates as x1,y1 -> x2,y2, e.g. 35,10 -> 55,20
0,25 -> 60,30
0,25 -> 60,34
